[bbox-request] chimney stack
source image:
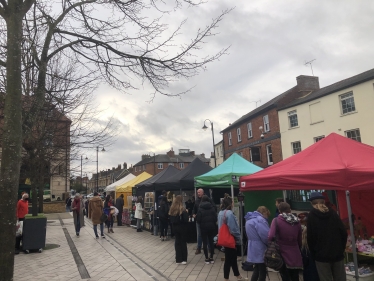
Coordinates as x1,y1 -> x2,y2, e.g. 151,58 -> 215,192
296,75 -> 320,91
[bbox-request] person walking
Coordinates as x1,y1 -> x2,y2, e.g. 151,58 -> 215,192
158,196 -> 169,241
116,194 -> 124,226
307,192 -> 347,281
71,193 -> 85,237
104,195 -> 115,233
16,193 -> 29,252
135,196 -> 143,232
269,202 -> 302,281
65,196 -> 72,212
192,188 -> 216,254
84,198 -> 89,218
245,206 -> 270,281
88,192 -> 105,239
169,195 -> 189,265
196,195 -> 217,264
218,196 -> 244,281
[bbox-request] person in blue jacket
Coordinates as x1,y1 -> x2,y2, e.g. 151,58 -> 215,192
245,206 -> 270,281
218,196 -> 244,281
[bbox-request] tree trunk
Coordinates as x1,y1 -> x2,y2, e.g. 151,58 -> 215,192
0,2 -> 25,280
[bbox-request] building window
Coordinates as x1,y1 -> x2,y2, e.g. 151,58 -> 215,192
247,122 -> 252,138
237,128 -> 241,142
288,110 -> 298,128
266,145 -> 273,165
263,115 -> 270,132
143,165 -> 145,170
135,166 -> 137,172
228,132 -> 232,146
314,135 -> 325,142
220,146 -> 223,155
216,147 -> 219,157
340,92 -> 356,115
250,147 -> 261,162
157,163 -> 163,169
345,129 -> 361,142
292,141 -> 302,154
239,152 -> 243,157
179,163 -> 184,169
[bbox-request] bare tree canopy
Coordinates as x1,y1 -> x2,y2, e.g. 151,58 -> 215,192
0,0 -> 231,279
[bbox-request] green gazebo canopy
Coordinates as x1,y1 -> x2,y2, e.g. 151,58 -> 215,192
194,153 -> 262,188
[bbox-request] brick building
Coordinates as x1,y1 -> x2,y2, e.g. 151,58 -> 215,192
132,148 -> 210,176
221,75 -> 320,168
88,163 -> 130,192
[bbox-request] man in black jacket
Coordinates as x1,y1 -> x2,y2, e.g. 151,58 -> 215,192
307,192 -> 347,281
116,194 -> 124,226
192,188 -> 217,254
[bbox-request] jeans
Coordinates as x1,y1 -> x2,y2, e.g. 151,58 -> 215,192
137,218 -> 142,229
315,260 -> 346,281
224,247 -> 240,279
66,205 -> 71,212
174,223 -> 188,263
196,223 -> 202,249
75,215 -> 81,234
201,229 -> 215,259
93,223 -> 104,237
251,263 -> 267,281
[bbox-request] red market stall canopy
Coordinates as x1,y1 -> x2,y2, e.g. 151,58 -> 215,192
240,133 -> 374,191
239,132 -> 374,281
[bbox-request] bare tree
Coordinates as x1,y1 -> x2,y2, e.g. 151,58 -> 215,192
0,1 -> 231,279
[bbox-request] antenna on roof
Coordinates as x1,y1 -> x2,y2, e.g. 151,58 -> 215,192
249,100 -> 261,108
304,59 -> 316,76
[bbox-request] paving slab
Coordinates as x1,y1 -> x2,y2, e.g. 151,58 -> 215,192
14,213 -> 286,281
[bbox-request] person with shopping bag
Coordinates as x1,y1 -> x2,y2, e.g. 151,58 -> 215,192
218,196 -> 244,281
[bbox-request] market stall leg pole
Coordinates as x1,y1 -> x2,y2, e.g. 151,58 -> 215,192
153,189 -> 157,236
346,190 -> 359,281
231,185 -> 234,199
239,200 -> 244,263
283,190 -> 287,202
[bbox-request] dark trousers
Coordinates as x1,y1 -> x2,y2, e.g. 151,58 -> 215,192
251,263 -> 267,281
159,219 -> 168,237
106,215 -> 114,229
279,265 -> 300,281
75,215 -> 81,234
224,247 -> 240,279
315,260 -> 346,281
173,224 -> 188,263
201,229 -> 215,259
117,210 -> 123,226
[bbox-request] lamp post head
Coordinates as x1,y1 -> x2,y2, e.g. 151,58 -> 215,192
101,147 -> 105,152
85,156 -> 88,160
202,124 -> 208,131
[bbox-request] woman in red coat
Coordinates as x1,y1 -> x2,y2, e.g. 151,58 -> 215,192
268,202 -> 302,281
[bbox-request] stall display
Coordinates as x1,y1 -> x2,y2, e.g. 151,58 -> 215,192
345,262 -> 374,281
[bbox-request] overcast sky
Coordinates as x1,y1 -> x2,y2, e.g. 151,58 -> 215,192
75,0 -> 374,177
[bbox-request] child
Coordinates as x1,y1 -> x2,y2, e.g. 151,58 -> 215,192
301,226 -> 320,281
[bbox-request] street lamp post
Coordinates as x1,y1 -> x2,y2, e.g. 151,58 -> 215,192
81,155 -> 88,192
96,146 -> 105,192
202,119 -> 217,167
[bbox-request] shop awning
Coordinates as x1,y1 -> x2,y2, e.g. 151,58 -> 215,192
116,172 -> 152,193
104,173 -> 135,192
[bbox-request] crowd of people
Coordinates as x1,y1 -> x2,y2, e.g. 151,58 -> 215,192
51,189 -> 349,281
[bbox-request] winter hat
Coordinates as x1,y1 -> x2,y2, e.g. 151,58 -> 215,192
308,192 -> 324,201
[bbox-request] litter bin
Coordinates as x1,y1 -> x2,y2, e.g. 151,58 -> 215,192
22,214 -> 47,253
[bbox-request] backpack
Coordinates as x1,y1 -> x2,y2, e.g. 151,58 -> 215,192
264,218 -> 284,271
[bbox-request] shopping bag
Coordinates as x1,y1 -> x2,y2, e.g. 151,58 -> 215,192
217,210 -> 236,249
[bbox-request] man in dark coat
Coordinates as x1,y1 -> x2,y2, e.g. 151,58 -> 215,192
196,195 -> 217,263
116,194 -> 124,226
192,188 -> 217,254
307,192 -> 347,281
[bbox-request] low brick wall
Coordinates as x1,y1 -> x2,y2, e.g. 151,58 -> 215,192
43,201 -> 66,213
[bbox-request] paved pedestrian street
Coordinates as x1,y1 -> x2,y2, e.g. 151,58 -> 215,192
14,213 -> 282,281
